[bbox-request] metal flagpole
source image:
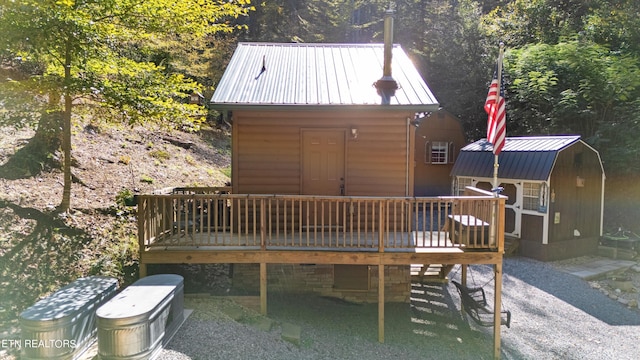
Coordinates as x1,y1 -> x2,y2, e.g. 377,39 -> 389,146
493,42 -> 505,196
491,43 -> 505,359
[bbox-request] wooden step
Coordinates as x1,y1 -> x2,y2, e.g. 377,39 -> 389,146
411,264 -> 455,282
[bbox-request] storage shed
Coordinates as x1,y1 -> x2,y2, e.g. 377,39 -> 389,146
451,136 -> 605,261
413,109 -> 466,196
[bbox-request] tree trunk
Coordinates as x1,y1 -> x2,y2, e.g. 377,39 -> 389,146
0,110 -> 61,179
59,40 -> 73,211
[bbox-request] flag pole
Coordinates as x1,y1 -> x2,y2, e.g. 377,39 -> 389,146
493,42 -> 505,197
492,42 -> 506,360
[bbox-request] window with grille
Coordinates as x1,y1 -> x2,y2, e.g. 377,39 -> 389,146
523,182 -> 540,210
456,177 -> 473,195
426,141 -> 452,164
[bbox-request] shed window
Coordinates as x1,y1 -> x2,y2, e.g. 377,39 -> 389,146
523,182 -> 541,211
455,177 -> 473,196
426,141 -> 454,164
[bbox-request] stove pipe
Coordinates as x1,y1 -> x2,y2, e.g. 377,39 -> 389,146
375,9 -> 399,104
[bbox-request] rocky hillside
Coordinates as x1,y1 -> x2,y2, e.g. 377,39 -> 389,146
0,120 -> 231,348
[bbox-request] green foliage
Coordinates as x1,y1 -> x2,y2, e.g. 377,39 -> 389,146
1,0 -> 640,183
221,166 -> 232,179
507,41 -> 640,140
115,188 -> 137,207
583,0 -> 640,54
0,0 -> 253,209
140,175 -> 154,184
481,0 -> 590,46
86,213 -> 140,286
148,149 -> 171,161
401,0 -> 493,140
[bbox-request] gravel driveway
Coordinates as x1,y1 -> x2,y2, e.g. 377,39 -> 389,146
160,257 -> 640,360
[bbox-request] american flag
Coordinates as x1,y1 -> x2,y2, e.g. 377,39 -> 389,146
485,65 -> 506,155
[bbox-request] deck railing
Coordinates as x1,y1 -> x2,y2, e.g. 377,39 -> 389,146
137,188 -> 504,252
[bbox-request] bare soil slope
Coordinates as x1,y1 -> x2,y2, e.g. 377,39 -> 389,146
0,121 -> 231,355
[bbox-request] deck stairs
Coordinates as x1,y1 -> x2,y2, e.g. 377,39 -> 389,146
411,264 -> 455,283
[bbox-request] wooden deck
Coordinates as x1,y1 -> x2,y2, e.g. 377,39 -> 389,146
150,231 -> 458,251
139,192 -> 505,266
137,187 -> 507,359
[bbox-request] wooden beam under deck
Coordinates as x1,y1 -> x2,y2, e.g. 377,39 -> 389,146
140,249 -> 503,266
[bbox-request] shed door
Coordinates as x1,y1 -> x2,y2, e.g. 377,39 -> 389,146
476,181 -> 520,237
302,129 -> 346,195
502,183 -> 520,237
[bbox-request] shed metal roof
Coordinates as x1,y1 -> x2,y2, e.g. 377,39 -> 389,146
210,42 -> 439,111
451,135 -> 582,181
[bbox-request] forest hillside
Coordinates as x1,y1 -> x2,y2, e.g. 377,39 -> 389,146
0,121 -> 231,346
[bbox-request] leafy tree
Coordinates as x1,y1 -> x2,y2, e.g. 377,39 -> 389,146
239,0 -> 386,43
481,0 -> 591,46
396,0 -> 493,140
0,0 -> 253,211
583,0 -> 640,55
507,40 -> 640,154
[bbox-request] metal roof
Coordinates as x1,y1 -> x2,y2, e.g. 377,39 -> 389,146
451,135 -> 582,181
210,42 -> 439,111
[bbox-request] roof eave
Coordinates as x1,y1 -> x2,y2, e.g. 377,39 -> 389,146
209,103 -> 440,112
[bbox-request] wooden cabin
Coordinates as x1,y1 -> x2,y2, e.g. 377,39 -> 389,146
451,136 -> 605,261
208,41 -> 445,303
136,19 -> 509,356
414,109 -> 466,196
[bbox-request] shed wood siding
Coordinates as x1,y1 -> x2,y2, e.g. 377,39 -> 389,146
521,214 -> 544,243
548,142 -> 603,243
233,110 -> 414,196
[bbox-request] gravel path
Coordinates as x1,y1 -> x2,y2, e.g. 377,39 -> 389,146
160,257 -> 640,360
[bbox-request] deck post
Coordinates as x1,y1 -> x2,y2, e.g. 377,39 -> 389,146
137,196 -> 147,279
260,262 -> 267,315
378,264 -> 385,343
493,262 -> 503,359
260,199 -> 266,250
139,263 -> 147,278
459,264 -> 467,314
461,264 -> 467,286
378,201 -> 385,342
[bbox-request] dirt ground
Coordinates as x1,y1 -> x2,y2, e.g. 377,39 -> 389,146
0,121 -> 232,357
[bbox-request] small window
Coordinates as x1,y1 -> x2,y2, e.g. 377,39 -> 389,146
456,177 -> 473,196
523,182 -> 540,211
426,141 -> 450,164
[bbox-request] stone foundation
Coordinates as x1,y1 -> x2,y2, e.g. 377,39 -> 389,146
231,264 -> 411,303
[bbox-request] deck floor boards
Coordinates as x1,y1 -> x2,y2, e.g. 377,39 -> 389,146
145,231 -> 482,253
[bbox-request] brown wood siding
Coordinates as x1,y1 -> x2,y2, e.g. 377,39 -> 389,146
521,214 -> 544,243
234,122 -> 301,194
232,110 -> 414,197
414,111 -> 466,196
547,142 -> 603,243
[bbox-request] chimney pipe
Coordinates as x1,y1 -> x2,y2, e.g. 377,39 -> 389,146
375,9 -> 398,104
